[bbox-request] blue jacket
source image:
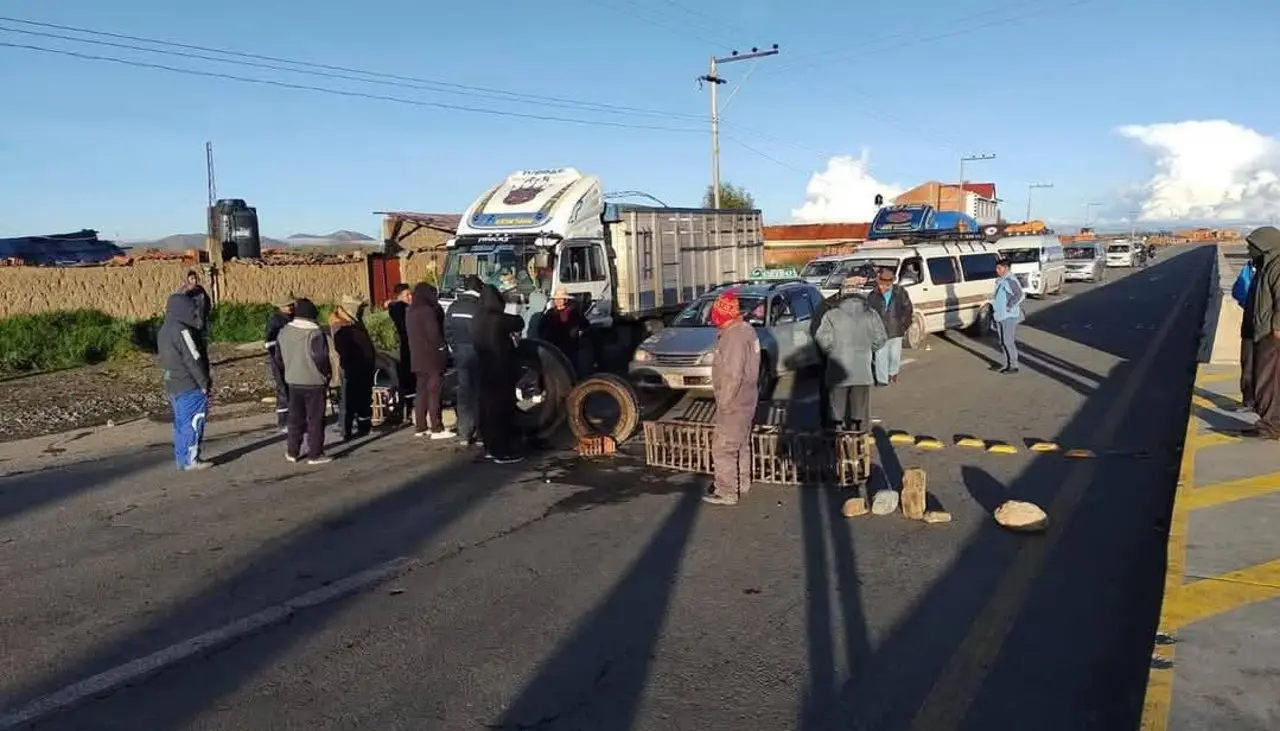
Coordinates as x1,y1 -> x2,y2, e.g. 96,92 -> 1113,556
1232,262 -> 1255,308
992,274 -> 1025,322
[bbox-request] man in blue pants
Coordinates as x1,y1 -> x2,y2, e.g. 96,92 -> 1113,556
991,257 -> 1026,375
159,293 -> 213,470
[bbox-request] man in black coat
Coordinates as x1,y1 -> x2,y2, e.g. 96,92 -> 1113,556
407,283 -> 449,438
444,275 -> 483,445
386,283 -> 415,421
865,267 -> 915,386
474,284 -> 527,464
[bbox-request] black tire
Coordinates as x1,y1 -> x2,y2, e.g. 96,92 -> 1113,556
758,355 -> 777,400
905,312 -> 928,349
513,338 -> 575,441
566,373 -> 641,444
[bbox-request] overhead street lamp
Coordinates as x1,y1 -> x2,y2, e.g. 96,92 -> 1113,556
952,153 -> 996,213
1026,182 -> 1053,222
699,44 -> 780,209
1084,202 -> 1102,227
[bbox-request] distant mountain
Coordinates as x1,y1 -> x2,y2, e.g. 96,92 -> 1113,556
287,230 -> 376,243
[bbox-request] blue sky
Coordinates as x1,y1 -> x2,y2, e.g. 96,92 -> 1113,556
2,0 -> 1277,239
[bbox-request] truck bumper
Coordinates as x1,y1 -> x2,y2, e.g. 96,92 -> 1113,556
628,363 -> 714,390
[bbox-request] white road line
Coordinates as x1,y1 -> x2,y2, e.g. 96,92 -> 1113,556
0,556 -> 417,730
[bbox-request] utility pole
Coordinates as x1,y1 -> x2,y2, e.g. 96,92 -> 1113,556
953,153 -> 996,214
205,142 -> 222,270
699,44 -> 779,209
1083,201 -> 1102,229
1026,182 -> 1053,222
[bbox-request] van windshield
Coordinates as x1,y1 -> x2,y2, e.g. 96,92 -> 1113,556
1002,248 -> 1040,264
1065,246 -> 1096,260
821,257 -> 900,288
1108,245 -> 1130,253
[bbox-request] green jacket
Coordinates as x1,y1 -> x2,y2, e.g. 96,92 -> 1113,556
1248,226 -> 1280,342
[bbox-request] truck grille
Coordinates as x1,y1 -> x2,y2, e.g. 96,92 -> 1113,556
653,353 -> 703,367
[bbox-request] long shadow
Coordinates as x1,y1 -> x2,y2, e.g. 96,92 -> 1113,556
491,489 -> 702,730
796,245 -> 1215,730
5,449 -> 545,728
939,332 -> 1098,400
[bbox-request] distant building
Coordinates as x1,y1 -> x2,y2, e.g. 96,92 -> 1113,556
0,230 -> 125,266
893,182 -> 1000,225
376,212 -> 462,254
762,222 -> 869,267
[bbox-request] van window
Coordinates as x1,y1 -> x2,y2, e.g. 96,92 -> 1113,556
899,257 -> 924,285
926,256 -> 959,285
1065,246 -> 1096,260
959,252 -> 1000,281
560,245 -> 607,283
1002,248 -> 1040,264
1045,245 -> 1063,262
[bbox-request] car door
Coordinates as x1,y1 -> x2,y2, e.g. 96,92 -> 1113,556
767,293 -> 800,372
787,288 -> 820,368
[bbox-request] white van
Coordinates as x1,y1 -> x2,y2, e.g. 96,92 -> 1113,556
1106,240 -> 1138,267
995,234 -> 1066,297
818,239 -> 1003,348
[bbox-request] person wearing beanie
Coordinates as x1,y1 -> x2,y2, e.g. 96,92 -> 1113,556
703,289 -> 761,506
277,298 -> 333,465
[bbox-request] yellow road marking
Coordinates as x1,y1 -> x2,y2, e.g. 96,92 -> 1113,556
956,437 -> 985,449
1188,431 -> 1242,449
1029,441 -> 1060,453
889,431 -> 914,445
908,271 -> 1198,731
916,437 -> 945,450
1064,448 -> 1095,459
1190,395 -> 1216,410
1194,371 -> 1237,386
1183,471 -> 1280,510
986,443 -> 1018,454
1163,558 -> 1280,632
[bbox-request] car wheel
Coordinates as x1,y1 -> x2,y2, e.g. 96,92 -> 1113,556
906,312 -> 928,349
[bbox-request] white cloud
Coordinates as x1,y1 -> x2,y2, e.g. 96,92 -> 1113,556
791,152 -> 903,223
1118,120 -> 1280,222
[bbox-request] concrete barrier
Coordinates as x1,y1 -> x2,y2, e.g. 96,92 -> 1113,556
1200,243 -> 1246,365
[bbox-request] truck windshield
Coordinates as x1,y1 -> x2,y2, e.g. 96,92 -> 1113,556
1065,246 -> 1096,260
1002,248 -> 1040,264
441,244 -> 553,296
672,295 -> 766,328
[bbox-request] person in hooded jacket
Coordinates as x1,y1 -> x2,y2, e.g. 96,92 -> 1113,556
407,282 -> 451,438
444,275 -> 483,444
159,292 -> 214,471
181,270 -> 212,338
263,296 -> 294,430
702,289 -> 760,506
278,299 -> 333,465
1246,226 -> 1280,437
386,283 -> 415,421
473,284 -> 527,464
330,295 -> 377,440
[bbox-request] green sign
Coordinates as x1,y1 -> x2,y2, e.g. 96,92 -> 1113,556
749,266 -> 799,281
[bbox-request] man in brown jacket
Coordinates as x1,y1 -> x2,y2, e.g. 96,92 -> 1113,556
1246,226 -> 1280,437
704,289 -> 761,506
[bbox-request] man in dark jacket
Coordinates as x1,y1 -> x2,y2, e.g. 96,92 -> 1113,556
1246,226 -> 1280,437
474,284 -> 527,463
538,287 -> 593,378
407,282 -> 451,438
181,269 -> 212,338
386,283 -> 415,420
330,295 -> 377,441
444,275 -> 483,445
264,296 -> 294,430
866,267 -> 915,386
159,293 -> 213,471
278,299 -> 333,464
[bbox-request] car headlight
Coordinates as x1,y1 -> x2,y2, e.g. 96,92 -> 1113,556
633,348 -> 653,363
698,351 -> 716,366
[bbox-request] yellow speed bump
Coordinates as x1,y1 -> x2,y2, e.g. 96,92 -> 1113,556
916,436 -> 945,450
986,442 -> 1018,455
1029,441 -> 1061,453
888,431 -> 915,445
955,436 -> 985,449
1064,448 -> 1096,459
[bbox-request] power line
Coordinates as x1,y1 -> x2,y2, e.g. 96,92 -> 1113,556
593,0 -> 737,50
723,133 -> 807,174
0,15 -> 706,122
0,41 -> 705,133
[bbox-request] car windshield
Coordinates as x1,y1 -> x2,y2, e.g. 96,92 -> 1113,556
672,294 -> 767,327
1002,248 -> 1040,264
1108,245 -> 1130,253
441,244 -> 553,297
821,258 -> 899,288
1065,246 -> 1096,260
801,260 -> 838,278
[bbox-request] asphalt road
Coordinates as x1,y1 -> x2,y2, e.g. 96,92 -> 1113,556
0,245 -> 1213,731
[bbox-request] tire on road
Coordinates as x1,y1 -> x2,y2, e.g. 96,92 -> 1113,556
566,373 -> 641,444
513,338 -> 576,441
905,312 -> 928,349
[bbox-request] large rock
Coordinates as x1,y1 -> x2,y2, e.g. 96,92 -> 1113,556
923,510 -> 952,524
901,468 -> 927,520
994,500 -> 1049,532
842,496 -> 869,517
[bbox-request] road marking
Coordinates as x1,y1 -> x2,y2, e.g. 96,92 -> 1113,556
0,557 -> 416,730
1188,431 -> 1242,449
906,274 -> 1198,731
1182,470 -> 1280,510
1194,371 -> 1237,386
1164,558 -> 1280,631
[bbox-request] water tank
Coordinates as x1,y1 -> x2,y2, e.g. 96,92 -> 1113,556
211,198 -> 262,259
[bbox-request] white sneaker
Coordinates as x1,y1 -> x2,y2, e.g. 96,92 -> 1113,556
430,430 -> 456,440
413,431 -> 428,438
183,460 -> 213,471
307,456 -> 333,465
286,455 -> 298,463
492,455 -> 525,465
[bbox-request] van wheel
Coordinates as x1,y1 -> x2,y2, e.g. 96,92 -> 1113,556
905,313 -> 928,350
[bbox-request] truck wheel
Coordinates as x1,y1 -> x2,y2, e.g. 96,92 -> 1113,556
566,373 -> 641,444
513,338 -> 575,441
905,312 -> 928,349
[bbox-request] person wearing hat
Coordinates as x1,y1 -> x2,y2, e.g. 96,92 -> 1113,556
537,287 -> 593,378
703,289 -> 761,506
263,295 -> 295,431
277,298 -> 333,465
330,294 -> 377,440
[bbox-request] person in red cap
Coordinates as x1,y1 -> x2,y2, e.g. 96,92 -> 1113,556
704,288 -> 761,506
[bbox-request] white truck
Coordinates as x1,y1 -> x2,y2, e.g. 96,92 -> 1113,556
437,167 -> 765,439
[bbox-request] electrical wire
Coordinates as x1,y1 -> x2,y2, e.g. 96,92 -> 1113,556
593,0 -> 737,51
0,40 -> 706,133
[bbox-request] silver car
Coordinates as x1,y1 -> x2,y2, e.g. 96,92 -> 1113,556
1063,243 -> 1105,282
628,281 -> 826,396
